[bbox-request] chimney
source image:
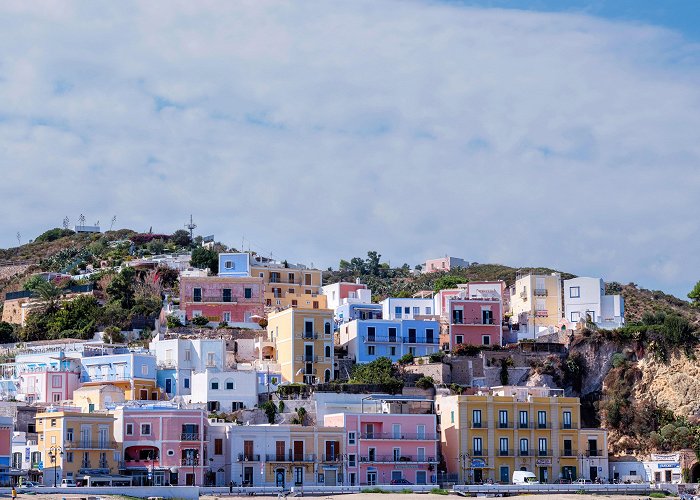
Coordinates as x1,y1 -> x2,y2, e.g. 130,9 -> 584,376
356,278 -> 361,285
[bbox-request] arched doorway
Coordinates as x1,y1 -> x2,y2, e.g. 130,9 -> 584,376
276,469 -> 285,487
691,462 -> 700,483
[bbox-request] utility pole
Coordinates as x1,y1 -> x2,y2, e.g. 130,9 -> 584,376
185,215 -> 197,241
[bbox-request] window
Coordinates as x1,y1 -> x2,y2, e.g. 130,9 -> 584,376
563,411 -> 572,429
184,378 -> 190,389
393,448 -> 401,461
211,379 -> 219,390
53,393 -> 61,402
538,411 -> 547,428
222,288 -> 232,302
222,312 -> 231,322
450,411 -> 455,424
416,470 -> 427,485
570,286 -> 580,298
519,438 -> 529,455
66,451 -> 73,463
395,306 -> 402,319
193,288 -> 202,302
499,437 -> 509,455
313,301 -> 319,309
473,437 -> 483,455
426,328 -> 434,343
141,423 -> 151,435
388,327 -> 397,342
348,432 -> 356,445
52,375 -> 62,388
288,272 -> 295,283
184,349 -> 191,361
571,311 -> 581,322
404,307 -> 410,315
51,419 -> 56,427
519,411 -> 528,428
456,335 -> 463,345
348,454 -> 356,467
425,307 -> 432,315
224,261 -> 233,269
325,322 -> 331,335
389,346 -> 396,356
141,365 -> 148,376
66,428 -> 74,441
499,410 -> 508,428
126,423 -> 133,436
367,346 -> 375,356
413,307 -> 420,316
367,326 -> 376,341
538,438 -> 548,456
215,439 -> 223,455
482,335 -> 491,346
472,409 -> 482,428
225,379 -> 234,390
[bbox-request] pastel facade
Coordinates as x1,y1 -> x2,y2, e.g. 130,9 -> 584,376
324,412 -> 439,486
150,336 -> 227,397
437,386 -> 608,484
11,431 -> 42,485
339,319 -> 440,363
422,256 -> 470,273
217,253 -> 251,277
188,369 -> 258,411
0,360 -> 79,404
322,282 -> 371,311
267,308 -> 334,384
334,303 -> 383,327
113,404 -> 208,486
447,298 -> 503,347
80,352 -> 159,401
250,258 -> 326,311
381,298 -> 435,321
563,277 -> 624,329
72,385 -> 126,412
179,275 -> 264,325
0,417 -> 10,486
36,408 -> 119,486
509,273 -> 563,339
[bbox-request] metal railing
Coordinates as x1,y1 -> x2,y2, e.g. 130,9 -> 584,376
584,449 -> 600,457
360,455 -> 436,463
321,454 -> 341,462
180,433 -> 204,441
264,453 -> 316,462
402,337 -> 438,344
360,432 -> 437,440
560,449 -> 575,457
498,449 -> 514,457
538,449 -> 553,457
533,289 -> 548,296
237,453 -> 260,461
471,422 -> 486,429
498,421 -> 512,429
65,441 -> 116,450
518,450 -> 531,456
180,458 -> 200,466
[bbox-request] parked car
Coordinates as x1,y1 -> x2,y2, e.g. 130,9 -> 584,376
390,478 -> 413,485
574,478 -> 592,484
60,479 -> 77,487
512,471 -> 539,485
18,481 -> 44,488
555,478 -> 572,484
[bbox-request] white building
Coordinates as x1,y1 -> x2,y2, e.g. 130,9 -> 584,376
188,369 -> 258,411
563,277 -> 624,330
380,297 -> 434,320
11,431 -> 41,483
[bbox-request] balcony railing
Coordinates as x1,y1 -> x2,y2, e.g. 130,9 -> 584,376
295,331 -> 330,340
191,295 -> 243,303
65,441 -> 116,450
360,455 -> 436,463
538,449 -> 553,457
360,432 -> 437,440
517,422 -> 551,429
471,423 -> 486,429
518,450 -> 530,457
180,433 -> 204,441
237,453 -> 261,462
363,335 -> 398,343
180,458 -> 200,466
561,449 -> 575,457
584,449 -> 600,457
534,310 -> 548,317
321,454 -> 342,462
499,449 -> 514,457
470,450 -> 484,456
402,337 -> 438,344
498,422 -> 512,429
452,318 -> 496,326
533,289 -> 548,296
264,454 -> 316,462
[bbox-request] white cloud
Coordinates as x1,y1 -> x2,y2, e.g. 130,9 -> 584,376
0,0 -> 699,297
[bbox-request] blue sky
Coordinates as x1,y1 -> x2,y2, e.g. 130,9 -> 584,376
0,0 -> 699,299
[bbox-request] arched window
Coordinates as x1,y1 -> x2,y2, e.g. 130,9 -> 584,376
225,378 -> 235,390
325,346 -> 331,359
324,322 -> 331,335
324,369 -> 331,383
211,378 -> 219,390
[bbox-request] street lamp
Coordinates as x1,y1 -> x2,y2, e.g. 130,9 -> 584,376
48,446 -> 64,487
459,453 -> 471,485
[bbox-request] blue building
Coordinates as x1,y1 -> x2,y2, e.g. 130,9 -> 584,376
335,302 -> 382,328
79,351 -> 159,400
339,319 -> 440,363
217,253 -> 251,277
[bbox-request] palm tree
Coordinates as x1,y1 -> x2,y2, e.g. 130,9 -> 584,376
31,279 -> 65,314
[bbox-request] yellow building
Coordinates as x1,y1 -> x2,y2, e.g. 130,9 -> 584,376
72,384 -> 126,412
267,308 -> 334,384
250,261 -> 327,311
36,408 -> 120,486
509,273 -> 563,338
437,386 -> 607,484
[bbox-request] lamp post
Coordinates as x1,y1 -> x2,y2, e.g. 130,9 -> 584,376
459,453 -> 470,485
147,451 -> 154,486
48,446 -> 64,487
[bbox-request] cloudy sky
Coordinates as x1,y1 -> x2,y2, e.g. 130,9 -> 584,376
1,1 -> 699,298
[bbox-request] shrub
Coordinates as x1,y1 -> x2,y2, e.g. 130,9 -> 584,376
191,315 -> 209,326
452,343 -> 481,356
398,353 -> 414,365
430,488 -> 449,495
260,401 -> 277,424
611,352 -> 626,368
415,376 -> 435,390
429,351 -> 446,363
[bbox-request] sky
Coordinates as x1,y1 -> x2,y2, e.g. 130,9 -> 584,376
0,0 -> 699,298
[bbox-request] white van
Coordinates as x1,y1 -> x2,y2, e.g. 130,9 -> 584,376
60,479 -> 77,487
512,471 -> 539,485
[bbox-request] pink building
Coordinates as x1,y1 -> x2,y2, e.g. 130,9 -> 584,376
179,275 -> 264,325
448,298 -> 503,347
322,281 -> 372,311
114,404 -> 208,486
324,411 -> 439,486
422,256 -> 469,274
23,369 -> 79,404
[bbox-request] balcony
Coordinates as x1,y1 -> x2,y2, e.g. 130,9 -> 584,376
295,332 -> 319,340
360,455 -> 436,463
518,450 -> 530,457
519,291 -> 527,300
402,336 -> 438,344
180,458 -> 200,466
454,318 -> 497,326
321,454 -> 342,462
180,433 -> 205,441
470,450 -> 484,456
498,422 -> 512,429
534,310 -> 549,318
237,453 -> 261,462
264,454 -> 316,462
499,449 -> 513,457
360,432 -> 437,440
584,449 -> 600,457
363,335 -> 398,343
561,449 -> 575,457
122,459 -> 161,469
538,449 -> 553,457
190,295 -> 241,304
471,423 -> 486,429
64,441 -> 116,450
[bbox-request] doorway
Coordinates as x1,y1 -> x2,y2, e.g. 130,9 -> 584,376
325,469 -> 337,486
243,466 -> 253,486
473,469 -> 483,483
539,467 -> 548,484
275,469 -> 285,488
589,466 -> 598,482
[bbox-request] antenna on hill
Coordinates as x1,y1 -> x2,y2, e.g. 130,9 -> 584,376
110,215 -> 117,231
16,232 -> 21,246
78,214 -> 86,227
94,220 -> 99,226
62,217 -> 70,230
185,215 -> 197,241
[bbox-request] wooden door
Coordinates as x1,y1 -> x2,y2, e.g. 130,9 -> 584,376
293,440 -> 304,461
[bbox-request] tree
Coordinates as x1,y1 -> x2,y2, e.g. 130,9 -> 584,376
689,281 -> 700,307
398,353 -> 415,365
191,316 -> 209,327
23,275 -> 46,291
350,357 -> 404,393
365,251 -> 381,276
349,257 -> 366,275
0,322 -> 16,343
434,275 -> 465,292
166,315 -> 183,329
155,266 -> 179,289
190,247 -> 219,274
170,229 -> 192,248
103,326 -> 126,344
106,267 -> 136,310
31,279 -> 66,315
46,295 -> 102,338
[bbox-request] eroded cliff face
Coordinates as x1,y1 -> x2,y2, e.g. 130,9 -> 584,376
635,351 -> 700,420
